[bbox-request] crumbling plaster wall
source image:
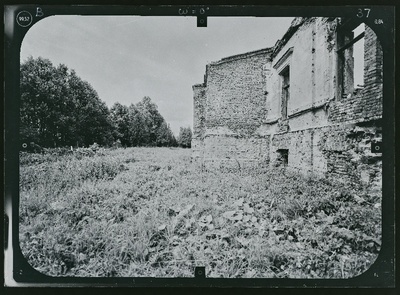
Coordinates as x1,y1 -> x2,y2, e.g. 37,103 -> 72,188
264,18 -> 335,132
264,18 -> 336,175
192,17 -> 382,191
268,123 -> 382,190
322,22 -> 383,190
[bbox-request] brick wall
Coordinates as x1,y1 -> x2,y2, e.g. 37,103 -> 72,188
202,134 -> 270,172
192,83 -> 206,166
204,49 -> 271,135
191,48 -> 273,170
328,25 -> 383,124
318,123 -> 382,192
192,17 -> 382,192
193,84 -> 206,139
270,123 -> 381,191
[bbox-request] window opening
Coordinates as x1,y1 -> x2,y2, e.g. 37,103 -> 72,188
337,23 -> 365,98
280,66 -> 290,119
276,149 -> 289,166
352,23 -> 365,89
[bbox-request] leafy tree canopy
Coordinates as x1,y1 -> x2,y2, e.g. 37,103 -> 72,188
20,56 -> 114,147
20,57 -> 184,149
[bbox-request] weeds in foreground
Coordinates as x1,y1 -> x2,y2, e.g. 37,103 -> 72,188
19,147 -> 381,278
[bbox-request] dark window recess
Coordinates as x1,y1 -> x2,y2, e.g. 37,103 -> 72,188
280,66 -> 290,119
276,149 -> 289,166
337,23 -> 365,99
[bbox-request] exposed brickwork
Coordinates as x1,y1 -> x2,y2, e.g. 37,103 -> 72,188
201,134 -> 270,171
204,49 -> 271,135
329,25 -> 383,124
193,84 -> 206,139
192,17 -> 382,191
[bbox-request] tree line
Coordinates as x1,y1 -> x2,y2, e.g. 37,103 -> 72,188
20,57 -> 192,149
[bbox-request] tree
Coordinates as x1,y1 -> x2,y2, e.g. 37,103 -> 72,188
69,75 -> 115,146
109,97 -> 178,147
135,96 -> 165,146
177,126 -> 192,148
156,122 -> 177,147
110,102 -> 130,146
20,56 -> 115,147
126,104 -> 146,146
20,57 -> 64,146
20,57 -> 179,149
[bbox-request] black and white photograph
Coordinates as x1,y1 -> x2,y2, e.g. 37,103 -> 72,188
4,5 -> 395,287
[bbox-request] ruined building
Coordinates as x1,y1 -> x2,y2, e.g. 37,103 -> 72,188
192,17 -> 382,190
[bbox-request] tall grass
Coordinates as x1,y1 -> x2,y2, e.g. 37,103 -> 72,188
19,147 -> 381,278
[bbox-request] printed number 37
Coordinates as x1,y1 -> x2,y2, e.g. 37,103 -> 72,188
357,8 -> 371,18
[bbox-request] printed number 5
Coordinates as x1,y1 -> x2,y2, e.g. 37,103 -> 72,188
357,8 -> 371,18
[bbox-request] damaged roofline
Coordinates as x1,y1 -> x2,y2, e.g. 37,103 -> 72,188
194,17 -> 316,88
270,17 -> 310,59
200,17 -> 309,76
212,47 -> 273,65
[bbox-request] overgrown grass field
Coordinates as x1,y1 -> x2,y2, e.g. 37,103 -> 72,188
19,147 -> 381,278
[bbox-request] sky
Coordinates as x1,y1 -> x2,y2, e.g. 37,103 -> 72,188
20,15 -> 295,135
353,23 -> 365,88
